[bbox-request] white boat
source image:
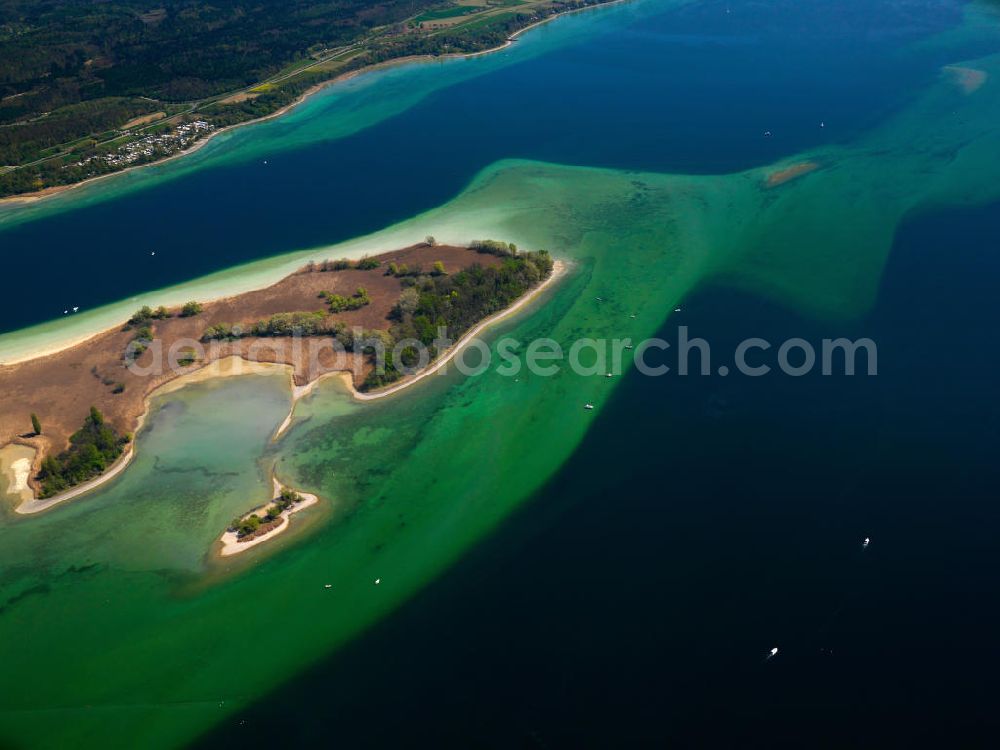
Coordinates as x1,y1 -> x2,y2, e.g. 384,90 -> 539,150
605,373 -> 613,378
674,307 -> 682,312
324,584 -> 332,589
863,537 -> 870,548
767,647 -> 779,659
374,578 -> 381,585
584,403 -> 594,410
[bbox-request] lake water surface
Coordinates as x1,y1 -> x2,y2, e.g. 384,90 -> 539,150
1,0 -> 999,747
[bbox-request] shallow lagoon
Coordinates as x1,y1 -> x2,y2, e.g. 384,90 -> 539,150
1,0 -> 1000,746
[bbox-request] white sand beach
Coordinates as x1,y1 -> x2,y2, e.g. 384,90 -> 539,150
0,444 -> 36,506
14,448 -> 135,515
1,256 -> 565,518
218,477 -> 319,556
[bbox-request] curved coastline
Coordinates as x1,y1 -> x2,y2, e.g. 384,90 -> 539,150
0,208 -> 544,365
3,259 -> 566,514
5,359 -> 291,516
217,477 -> 320,557
0,2 -> 995,744
274,258 -> 567,437
0,0 -> 628,209
10,384 -> 158,515
352,257 -> 568,401
15,448 -> 135,515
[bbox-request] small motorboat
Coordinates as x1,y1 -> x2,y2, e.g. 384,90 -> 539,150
324,584 -> 333,589
605,372 -> 613,378
862,537 -> 870,548
766,647 -> 779,660
584,403 -> 594,410
624,344 -> 634,350
374,578 -> 381,585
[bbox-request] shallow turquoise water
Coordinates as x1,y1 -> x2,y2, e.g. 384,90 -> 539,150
0,0 -> 999,747
0,0 -> 975,335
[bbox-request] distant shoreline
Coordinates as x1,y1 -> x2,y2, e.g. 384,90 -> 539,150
0,0 -> 626,207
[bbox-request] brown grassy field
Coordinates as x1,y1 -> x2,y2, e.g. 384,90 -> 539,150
0,243 -> 500,492
121,112 -> 166,130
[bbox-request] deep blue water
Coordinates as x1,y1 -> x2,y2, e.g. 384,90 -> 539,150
198,197 -> 1000,747
3,1 -> 997,744
0,0 -> 969,334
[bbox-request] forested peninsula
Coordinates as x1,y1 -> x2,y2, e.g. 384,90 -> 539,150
0,240 -> 557,511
